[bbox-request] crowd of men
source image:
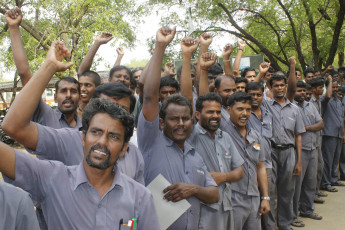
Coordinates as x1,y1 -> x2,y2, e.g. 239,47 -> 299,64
1,6 -> 345,230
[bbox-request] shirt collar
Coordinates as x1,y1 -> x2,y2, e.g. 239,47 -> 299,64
195,123 -> 222,138
271,96 -> 291,107
163,134 -> 195,155
56,108 -> 82,128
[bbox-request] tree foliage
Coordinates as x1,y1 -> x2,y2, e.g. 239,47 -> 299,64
149,0 -> 345,71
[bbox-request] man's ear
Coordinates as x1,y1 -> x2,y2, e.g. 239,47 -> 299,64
159,118 -> 164,130
195,111 -> 200,121
227,105 -> 231,114
54,93 -> 57,103
81,131 -> 86,148
119,142 -> 129,158
214,88 -> 219,93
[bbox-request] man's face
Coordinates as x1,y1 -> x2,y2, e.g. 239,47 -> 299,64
133,70 -> 142,85
296,70 -> 302,80
159,103 -> 193,146
110,69 -> 130,87
315,71 -> 321,77
313,85 -> 324,96
332,81 -> 339,94
271,79 -> 286,99
264,72 -> 273,81
215,78 -> 236,106
159,86 -> 177,102
305,89 -> 312,101
294,87 -> 306,103
208,74 -> 218,92
79,76 -> 96,103
228,101 -> 251,128
54,80 -> 80,114
304,73 -> 314,83
99,94 -> 131,113
83,113 -> 128,170
236,82 -> 246,92
245,71 -> 256,82
248,89 -> 263,109
196,100 -> 221,134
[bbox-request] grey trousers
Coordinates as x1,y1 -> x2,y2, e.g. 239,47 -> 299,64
315,146 -> 324,193
293,149 -> 317,218
321,136 -> 342,188
271,147 -> 296,230
339,143 -> 345,180
232,191 -> 261,230
198,205 -> 233,230
261,168 -> 276,230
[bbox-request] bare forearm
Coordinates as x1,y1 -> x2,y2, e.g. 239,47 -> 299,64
257,162 -> 268,197
232,50 -> 243,77
223,58 -> 233,75
114,55 -> 123,67
287,63 -> 296,102
9,26 -> 32,85
0,142 -> 16,180
194,186 -> 219,204
180,53 -> 193,104
306,120 -> 324,132
325,80 -> 332,99
254,72 -> 265,82
225,166 -> 244,182
295,134 -> 302,163
77,42 -> 101,76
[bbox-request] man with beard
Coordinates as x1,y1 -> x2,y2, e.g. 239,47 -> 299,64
138,27 -> 219,230
292,81 -> 324,225
187,93 -> 244,230
5,7 -> 81,130
0,98 -> 160,230
246,82 -> 275,230
226,92 -> 269,230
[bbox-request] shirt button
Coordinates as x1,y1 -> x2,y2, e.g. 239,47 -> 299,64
98,204 -> 102,208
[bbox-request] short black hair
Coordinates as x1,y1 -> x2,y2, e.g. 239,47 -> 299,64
227,92 -> 252,107
235,77 -> 248,84
92,82 -> 136,113
208,63 -> 223,75
268,74 -> 287,87
79,71 -> 101,87
82,98 -> 134,143
109,65 -> 133,82
296,81 -> 307,89
246,82 -> 264,93
214,74 -> 235,90
176,64 -> 196,78
160,76 -> 180,91
55,76 -> 80,94
338,67 -> 345,73
304,68 -> 315,77
196,93 -> 222,112
306,83 -> 312,90
268,66 -> 275,73
132,67 -> 144,75
159,94 -> 192,120
241,67 -> 256,78
308,77 -> 325,88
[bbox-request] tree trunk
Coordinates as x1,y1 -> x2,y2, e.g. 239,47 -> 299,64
339,52 -> 344,67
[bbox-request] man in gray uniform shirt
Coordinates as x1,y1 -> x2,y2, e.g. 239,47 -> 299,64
138,26 -> 219,230
188,93 -> 244,230
0,181 -> 40,230
262,57 -> 305,230
309,77 -> 328,201
223,92 -> 269,230
246,82 -> 275,230
292,81 -> 324,224
321,76 -> 345,191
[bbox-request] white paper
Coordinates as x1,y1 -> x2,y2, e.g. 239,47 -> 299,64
147,174 -> 191,230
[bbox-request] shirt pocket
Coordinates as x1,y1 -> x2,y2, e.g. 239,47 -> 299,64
284,115 -> 296,132
262,115 -> 273,138
223,152 -> 232,168
192,166 -> 206,186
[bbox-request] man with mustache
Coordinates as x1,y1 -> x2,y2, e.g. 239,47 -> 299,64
225,92 -> 269,230
138,26 -> 219,230
187,93 -> 244,230
5,7 -> 81,130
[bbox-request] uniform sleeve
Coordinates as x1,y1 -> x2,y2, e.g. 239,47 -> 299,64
311,103 -> 322,122
137,111 -> 160,157
258,137 -> 265,162
295,107 -> 306,134
13,149 -> 57,203
15,193 -> 40,230
31,99 -> 54,125
137,191 -> 161,230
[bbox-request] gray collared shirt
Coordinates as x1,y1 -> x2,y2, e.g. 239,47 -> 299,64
187,123 -> 244,212
310,95 -> 322,146
12,150 -> 160,230
32,99 -> 82,129
137,112 -> 217,230
34,124 -> 145,184
293,100 -> 322,150
321,96 -> 344,138
247,105 -> 273,169
262,98 -> 305,145
226,122 -> 265,196
220,106 -> 231,132
0,181 -> 40,230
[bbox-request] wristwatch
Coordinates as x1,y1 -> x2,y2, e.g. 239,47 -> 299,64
261,196 -> 270,201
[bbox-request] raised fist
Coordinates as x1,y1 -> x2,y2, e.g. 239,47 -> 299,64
181,37 -> 199,55
96,32 -> 113,45
5,7 -> 22,28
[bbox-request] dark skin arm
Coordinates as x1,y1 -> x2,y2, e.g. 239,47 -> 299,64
324,75 -> 333,102
210,166 -> 244,185
286,56 -> 297,102
198,52 -> 217,96
294,134 -> 302,176
222,44 -> 233,75
232,41 -> 246,77
305,120 -> 324,132
254,62 -> 270,82
257,161 -> 270,215
113,47 -> 124,67
163,183 -> 219,204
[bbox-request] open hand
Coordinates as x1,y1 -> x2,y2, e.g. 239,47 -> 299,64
45,41 -> 73,72
163,183 -> 197,202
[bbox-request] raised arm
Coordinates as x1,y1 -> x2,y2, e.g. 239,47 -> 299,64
232,41 -> 246,77
321,65 -> 334,77
286,56 -> 297,102
5,7 -> 32,86
161,62 -> 176,77
77,32 -> 113,76
198,52 -> 217,96
180,37 -> 199,104
222,44 -> 233,75
2,42 -> 73,150
255,62 -> 270,82
142,26 -> 176,122
324,75 -> 333,101
113,47 -> 124,66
